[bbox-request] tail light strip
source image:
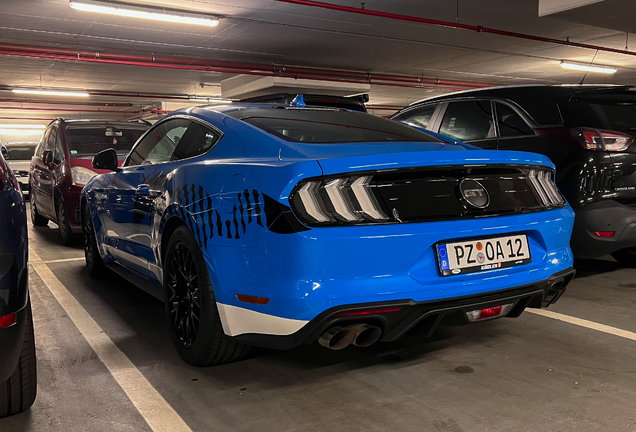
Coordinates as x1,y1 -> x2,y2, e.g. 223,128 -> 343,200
291,166 -> 564,227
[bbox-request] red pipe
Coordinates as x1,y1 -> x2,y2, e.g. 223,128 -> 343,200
275,0 -> 636,59
0,43 -> 493,89
0,106 -> 141,114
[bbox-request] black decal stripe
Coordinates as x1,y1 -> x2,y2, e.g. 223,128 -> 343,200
262,193 -> 310,234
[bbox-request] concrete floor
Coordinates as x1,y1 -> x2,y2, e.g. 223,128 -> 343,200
2,214 -> 636,431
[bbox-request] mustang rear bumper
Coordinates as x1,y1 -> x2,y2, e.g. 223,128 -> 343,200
233,268 -> 575,350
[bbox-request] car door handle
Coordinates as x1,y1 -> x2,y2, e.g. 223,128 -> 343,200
136,184 -> 150,196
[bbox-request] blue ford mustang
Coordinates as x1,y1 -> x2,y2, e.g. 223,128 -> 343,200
81,102 -> 575,366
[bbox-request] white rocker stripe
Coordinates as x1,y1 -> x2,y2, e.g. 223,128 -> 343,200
216,303 -> 309,337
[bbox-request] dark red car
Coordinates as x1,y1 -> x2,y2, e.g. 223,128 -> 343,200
29,119 -> 149,244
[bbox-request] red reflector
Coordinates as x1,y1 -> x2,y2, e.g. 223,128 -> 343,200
336,307 -> 402,317
593,231 -> 615,237
0,312 -> 16,328
236,294 -> 270,305
478,306 -> 503,320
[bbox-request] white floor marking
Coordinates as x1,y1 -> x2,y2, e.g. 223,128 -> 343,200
43,257 -> 85,263
528,309 -> 636,342
30,249 -> 193,432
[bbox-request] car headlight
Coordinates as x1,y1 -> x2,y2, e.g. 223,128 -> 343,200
71,166 -> 98,187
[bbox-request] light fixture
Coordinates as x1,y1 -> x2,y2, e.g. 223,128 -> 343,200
69,1 -> 220,27
560,61 -> 617,74
13,89 -> 90,97
0,124 -> 46,130
188,97 -> 233,103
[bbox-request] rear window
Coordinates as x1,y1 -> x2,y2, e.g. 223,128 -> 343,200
563,90 -> 636,135
227,108 -> 443,143
4,144 -> 36,161
65,124 -> 148,157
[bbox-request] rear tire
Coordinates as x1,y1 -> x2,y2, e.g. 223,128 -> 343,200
0,301 -> 37,418
164,226 -> 250,366
56,198 -> 79,246
83,204 -> 105,277
30,193 -> 48,227
611,248 -> 636,267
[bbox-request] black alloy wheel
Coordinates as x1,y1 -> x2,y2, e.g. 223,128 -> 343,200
167,242 -> 201,348
163,226 -> 250,366
83,204 -> 105,276
30,191 -> 48,227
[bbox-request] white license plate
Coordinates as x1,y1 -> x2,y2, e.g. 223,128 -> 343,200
436,234 -> 531,276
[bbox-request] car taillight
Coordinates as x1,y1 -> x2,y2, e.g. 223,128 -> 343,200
0,312 -> 16,328
0,162 -> 19,192
465,303 -> 514,322
527,168 -> 565,207
291,175 -> 389,225
571,127 -> 633,152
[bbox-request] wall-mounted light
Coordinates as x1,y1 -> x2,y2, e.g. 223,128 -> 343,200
70,1 -> 220,27
560,61 -> 617,74
13,89 -> 90,97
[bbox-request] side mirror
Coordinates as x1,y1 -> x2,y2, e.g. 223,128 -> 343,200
92,148 -> 120,172
1,146 -> 7,157
42,150 -> 53,165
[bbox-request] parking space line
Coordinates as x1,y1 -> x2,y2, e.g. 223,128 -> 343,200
30,249 -> 193,432
527,309 -> 636,342
43,257 -> 85,263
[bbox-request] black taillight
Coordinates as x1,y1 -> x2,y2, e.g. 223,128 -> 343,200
537,127 -> 633,152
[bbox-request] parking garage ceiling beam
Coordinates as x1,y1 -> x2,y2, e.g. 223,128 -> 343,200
273,0 -> 636,59
0,43 -> 494,91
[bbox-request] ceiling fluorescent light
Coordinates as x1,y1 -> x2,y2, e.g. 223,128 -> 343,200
13,89 -> 90,97
189,97 -> 233,103
0,129 -> 46,135
0,124 -> 46,130
69,1 -> 220,27
560,62 -> 617,74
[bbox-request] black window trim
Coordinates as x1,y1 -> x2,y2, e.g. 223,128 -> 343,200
123,114 -> 224,168
492,100 -> 539,140
393,102 -> 444,132
417,97 -> 545,142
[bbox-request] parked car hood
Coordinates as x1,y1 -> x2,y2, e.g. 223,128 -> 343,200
6,160 -> 30,172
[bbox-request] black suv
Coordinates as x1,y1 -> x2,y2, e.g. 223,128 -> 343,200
392,85 -> 636,265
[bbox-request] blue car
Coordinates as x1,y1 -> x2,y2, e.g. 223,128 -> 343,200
0,152 -> 36,416
81,102 -> 576,366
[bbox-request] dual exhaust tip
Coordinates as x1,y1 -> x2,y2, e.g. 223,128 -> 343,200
318,323 -> 382,350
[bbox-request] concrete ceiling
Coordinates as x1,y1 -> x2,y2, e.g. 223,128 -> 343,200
0,0 -> 635,124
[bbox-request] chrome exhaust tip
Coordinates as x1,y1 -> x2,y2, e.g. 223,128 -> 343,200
346,323 -> 382,347
318,326 -> 356,350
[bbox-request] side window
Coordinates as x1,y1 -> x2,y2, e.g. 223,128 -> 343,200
439,101 -> 494,141
395,104 -> 438,129
127,118 -> 191,166
35,128 -> 50,158
496,103 -> 534,137
171,122 -> 220,161
47,126 -> 61,164
53,127 -> 64,164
